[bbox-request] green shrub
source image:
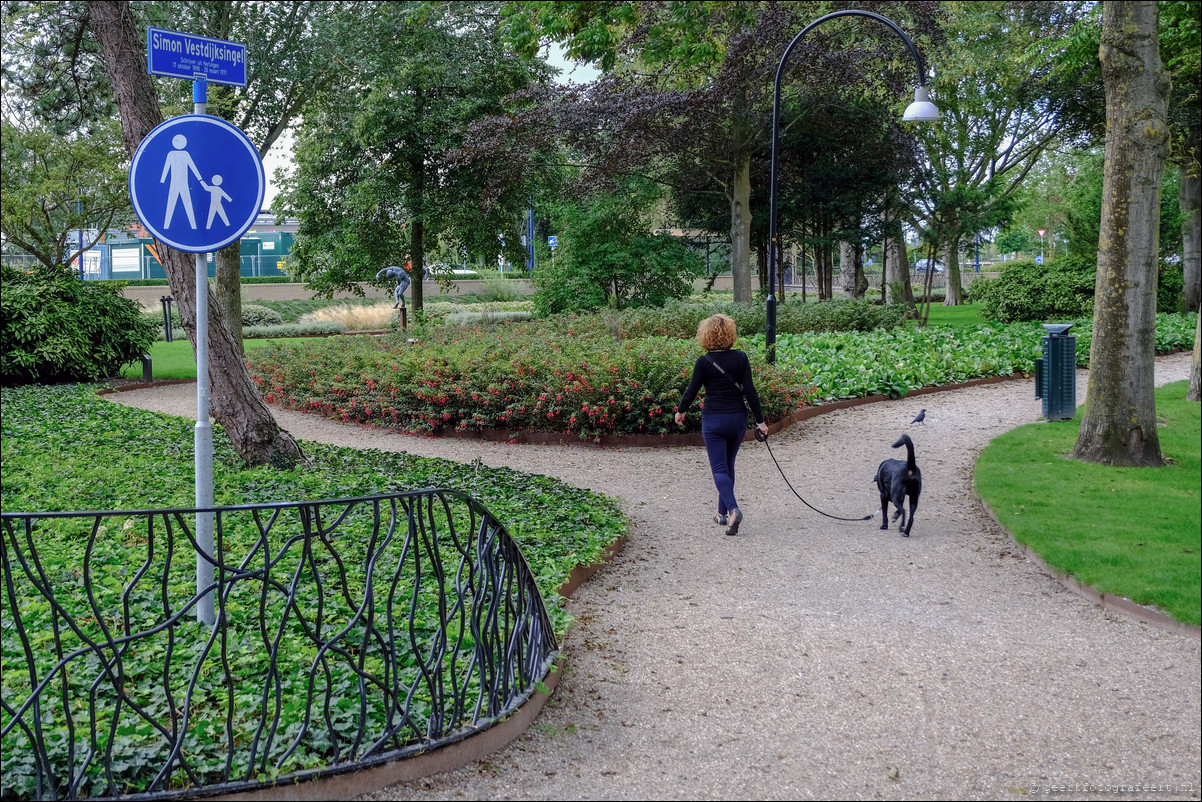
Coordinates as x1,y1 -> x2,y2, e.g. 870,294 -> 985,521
537,298 -> 904,341
240,303 -> 284,327
1,265 -> 156,385
532,185 -> 704,314
971,256 -> 1096,322
1158,261 -> 1185,313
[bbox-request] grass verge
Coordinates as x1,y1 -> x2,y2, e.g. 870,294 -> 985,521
120,337 -> 317,380
974,381 -> 1201,626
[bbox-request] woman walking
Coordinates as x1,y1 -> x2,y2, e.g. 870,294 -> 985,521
674,314 -> 769,535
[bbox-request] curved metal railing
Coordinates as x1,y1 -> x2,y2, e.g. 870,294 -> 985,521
0,489 -> 558,800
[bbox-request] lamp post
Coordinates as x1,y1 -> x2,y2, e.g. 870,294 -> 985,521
766,10 -> 940,363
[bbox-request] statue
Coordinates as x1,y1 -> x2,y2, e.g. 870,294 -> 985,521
375,264 -> 412,308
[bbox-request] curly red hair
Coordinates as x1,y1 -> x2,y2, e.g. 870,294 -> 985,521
696,314 -> 736,351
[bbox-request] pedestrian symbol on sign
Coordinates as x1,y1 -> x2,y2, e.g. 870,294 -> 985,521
161,135 -> 204,229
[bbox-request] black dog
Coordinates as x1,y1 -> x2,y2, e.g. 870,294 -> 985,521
874,434 -> 922,537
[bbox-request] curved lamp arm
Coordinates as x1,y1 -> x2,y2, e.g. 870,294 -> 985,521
766,10 -> 939,363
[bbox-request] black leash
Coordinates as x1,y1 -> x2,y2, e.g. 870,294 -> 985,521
700,351 -> 875,523
754,429 -> 877,522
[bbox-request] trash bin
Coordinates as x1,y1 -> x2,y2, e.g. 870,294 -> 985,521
1034,323 -> 1076,420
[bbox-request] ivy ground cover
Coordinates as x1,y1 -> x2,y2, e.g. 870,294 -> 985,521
1,384 -> 626,797
756,313 -> 1196,402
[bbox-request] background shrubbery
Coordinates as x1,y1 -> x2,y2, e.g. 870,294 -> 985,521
969,256 -> 1096,322
1,264 -> 155,385
246,320 -> 813,439
971,255 -> 1188,321
521,298 -> 905,341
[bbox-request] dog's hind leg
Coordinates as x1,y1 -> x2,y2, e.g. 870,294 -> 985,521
901,496 -> 917,537
875,469 -> 890,530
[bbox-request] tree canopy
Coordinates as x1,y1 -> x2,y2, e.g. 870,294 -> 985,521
276,1 -> 551,307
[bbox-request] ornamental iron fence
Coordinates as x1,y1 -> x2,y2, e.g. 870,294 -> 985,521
1,489 -> 558,800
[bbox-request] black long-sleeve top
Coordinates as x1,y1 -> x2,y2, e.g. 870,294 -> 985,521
676,349 -> 765,424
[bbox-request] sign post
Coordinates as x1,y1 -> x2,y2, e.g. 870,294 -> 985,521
1037,229 -> 1046,263
133,28 -> 256,626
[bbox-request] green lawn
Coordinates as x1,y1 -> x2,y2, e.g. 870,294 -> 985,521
975,381 -> 1201,626
917,302 -> 986,328
120,337 -> 306,380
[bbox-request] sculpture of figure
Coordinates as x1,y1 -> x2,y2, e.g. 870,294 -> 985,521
376,264 -> 412,308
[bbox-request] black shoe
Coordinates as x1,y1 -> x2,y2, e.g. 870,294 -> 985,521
725,508 -> 742,536
713,513 -> 728,526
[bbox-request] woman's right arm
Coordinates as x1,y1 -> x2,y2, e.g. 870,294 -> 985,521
675,357 -> 705,423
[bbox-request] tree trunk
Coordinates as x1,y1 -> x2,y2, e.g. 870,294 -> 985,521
1188,312 -> 1200,401
884,231 -> 915,311
1180,166 -> 1200,312
943,244 -> 964,305
823,241 -> 834,301
729,153 -> 753,303
215,242 -> 243,355
854,244 -> 868,299
87,0 -> 306,469
839,242 -> 856,297
1072,0 -> 1170,467
410,225 -> 424,312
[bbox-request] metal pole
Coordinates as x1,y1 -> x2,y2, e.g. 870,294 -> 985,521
193,77 -> 215,627
767,10 -> 933,363
526,206 -> 535,272
77,192 -> 85,280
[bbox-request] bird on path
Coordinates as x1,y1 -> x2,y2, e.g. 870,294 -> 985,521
910,409 -> 926,424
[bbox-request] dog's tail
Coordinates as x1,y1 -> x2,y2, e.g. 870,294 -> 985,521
891,433 -> 917,470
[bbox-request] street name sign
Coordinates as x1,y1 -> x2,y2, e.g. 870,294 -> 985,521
147,27 -> 247,86
129,114 -> 264,253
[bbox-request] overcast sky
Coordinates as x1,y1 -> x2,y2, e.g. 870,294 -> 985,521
262,43 -> 599,208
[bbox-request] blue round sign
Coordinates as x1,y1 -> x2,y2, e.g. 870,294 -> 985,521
129,115 -> 264,253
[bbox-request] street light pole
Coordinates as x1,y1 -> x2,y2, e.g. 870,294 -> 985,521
766,10 -> 940,363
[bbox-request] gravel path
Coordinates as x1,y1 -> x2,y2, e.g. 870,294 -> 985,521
106,353 -> 1201,801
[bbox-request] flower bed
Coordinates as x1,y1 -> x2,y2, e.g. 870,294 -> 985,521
245,312 -> 1198,439
245,323 -> 813,440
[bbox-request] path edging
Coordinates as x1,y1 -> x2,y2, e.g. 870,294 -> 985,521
976,494 -> 1200,640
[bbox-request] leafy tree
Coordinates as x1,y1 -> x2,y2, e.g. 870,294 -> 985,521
1071,0 -> 1170,467
0,116 -> 131,270
909,1 -> 1095,305
276,1 -> 550,311
532,179 -> 704,314
1,0 -> 115,132
994,228 -> 1033,258
496,1 -> 941,304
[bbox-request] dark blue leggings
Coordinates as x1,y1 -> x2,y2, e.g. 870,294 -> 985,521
702,412 -> 746,516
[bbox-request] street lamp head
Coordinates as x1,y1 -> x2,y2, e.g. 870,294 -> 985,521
902,85 -> 940,122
